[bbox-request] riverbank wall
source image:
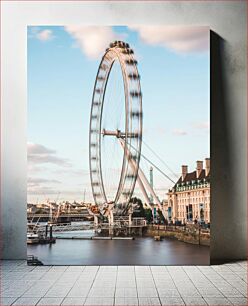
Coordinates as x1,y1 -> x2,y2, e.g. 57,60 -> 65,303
144,225 -> 210,246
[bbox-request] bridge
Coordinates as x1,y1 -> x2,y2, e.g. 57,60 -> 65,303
29,217 -> 147,236
27,213 -> 90,218
34,222 -> 94,233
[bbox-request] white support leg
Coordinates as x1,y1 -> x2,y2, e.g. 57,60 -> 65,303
119,138 -> 167,220
94,215 -> 98,227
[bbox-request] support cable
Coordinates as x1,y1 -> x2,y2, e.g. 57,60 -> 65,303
142,139 -> 179,179
128,142 -> 176,184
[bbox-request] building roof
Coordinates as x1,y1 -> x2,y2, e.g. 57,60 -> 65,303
174,169 -> 210,188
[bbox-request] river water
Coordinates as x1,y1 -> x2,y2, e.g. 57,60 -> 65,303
27,229 -> 209,265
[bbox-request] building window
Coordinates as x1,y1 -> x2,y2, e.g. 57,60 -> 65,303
186,204 -> 193,221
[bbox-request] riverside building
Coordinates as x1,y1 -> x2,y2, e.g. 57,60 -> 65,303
167,158 -> 210,224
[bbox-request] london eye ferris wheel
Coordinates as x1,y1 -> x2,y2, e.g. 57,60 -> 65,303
89,40 -> 143,217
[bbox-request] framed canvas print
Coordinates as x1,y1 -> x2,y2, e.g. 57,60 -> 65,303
27,25 -> 210,265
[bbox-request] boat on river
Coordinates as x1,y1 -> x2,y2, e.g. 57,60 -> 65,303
27,232 -> 40,244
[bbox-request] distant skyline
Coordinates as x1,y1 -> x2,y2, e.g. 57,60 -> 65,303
28,26 -> 209,203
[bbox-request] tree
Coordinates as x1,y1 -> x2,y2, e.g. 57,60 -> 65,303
144,208 -> 153,223
130,197 -> 145,218
157,210 -> 165,223
130,197 -> 155,223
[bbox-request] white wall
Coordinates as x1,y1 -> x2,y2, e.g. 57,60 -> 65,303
1,1 -> 246,261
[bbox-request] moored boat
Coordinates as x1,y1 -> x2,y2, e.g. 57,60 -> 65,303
27,232 -> 40,244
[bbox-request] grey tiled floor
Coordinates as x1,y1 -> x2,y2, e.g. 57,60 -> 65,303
0,261 -> 247,305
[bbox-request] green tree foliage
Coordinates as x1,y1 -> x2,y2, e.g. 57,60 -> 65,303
130,197 -> 144,218
157,210 -> 165,223
144,208 -> 153,223
130,197 -> 153,223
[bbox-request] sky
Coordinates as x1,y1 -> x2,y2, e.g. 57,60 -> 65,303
27,25 -> 209,204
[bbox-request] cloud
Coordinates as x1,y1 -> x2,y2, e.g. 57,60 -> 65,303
28,143 -> 55,155
172,129 -> 187,136
52,168 -> 89,176
28,187 -> 87,197
144,126 -> 166,136
192,121 -> 210,130
27,177 -> 61,196
28,164 -> 46,174
27,186 -> 59,195
28,27 -> 54,41
64,26 -> 120,59
28,143 -> 71,167
28,177 -> 61,186
129,26 -> 209,54
36,29 -> 54,41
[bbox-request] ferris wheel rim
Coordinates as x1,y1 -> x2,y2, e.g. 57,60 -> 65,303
89,40 -> 143,215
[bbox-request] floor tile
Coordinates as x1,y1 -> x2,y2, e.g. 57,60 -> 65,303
235,286 -> 247,296
135,266 -> 151,271
88,287 -> 115,298
45,285 -> 72,297
115,287 -> 137,298
96,272 -> 116,279
154,281 -> 176,288
99,266 -> 117,272
22,285 -> 52,297
115,297 -> 138,305
0,297 -> 18,306
218,286 -> 244,297
2,289 -> 28,298
117,273 -> 136,279
182,297 -> 207,305
37,297 -> 64,305
227,297 -> 248,305
204,297 -> 233,305
160,297 -> 185,305
12,297 -> 40,305
139,297 -> 161,305
40,272 -> 63,281
118,266 -> 135,272
197,287 -> 224,297
67,285 -> 91,297
157,288 -> 180,298
92,281 -> 116,288
49,266 -> 68,272
32,266 -> 52,272
84,297 -> 114,305
61,297 -> 86,305
177,289 -> 201,297
66,266 -> 85,272
84,266 -> 99,273
116,280 -> 136,287
136,279 -> 155,287
138,287 -> 158,298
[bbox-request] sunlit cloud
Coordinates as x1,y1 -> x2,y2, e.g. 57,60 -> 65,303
28,28 -> 54,41
129,26 -> 209,54
36,29 -> 54,41
64,26 -> 121,59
